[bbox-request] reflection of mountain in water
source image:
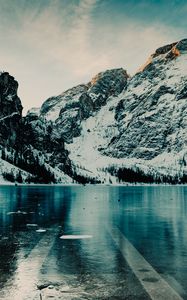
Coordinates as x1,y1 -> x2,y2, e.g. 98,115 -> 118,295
0,186 -> 73,231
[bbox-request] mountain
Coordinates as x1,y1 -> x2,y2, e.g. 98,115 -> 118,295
37,68 -> 128,143
53,39 -> 187,183
0,39 -> 187,184
105,39 -> 187,159
0,72 -> 71,184
25,68 -> 128,182
102,39 -> 187,182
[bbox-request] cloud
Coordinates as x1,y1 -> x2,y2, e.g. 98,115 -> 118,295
0,0 -> 185,113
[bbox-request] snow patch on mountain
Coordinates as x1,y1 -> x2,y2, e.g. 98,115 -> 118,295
65,95 -> 119,182
0,157 -> 31,184
40,85 -> 88,122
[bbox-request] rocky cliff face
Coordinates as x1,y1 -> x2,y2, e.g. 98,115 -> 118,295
0,72 -> 22,147
0,72 -> 71,183
103,39 -> 187,163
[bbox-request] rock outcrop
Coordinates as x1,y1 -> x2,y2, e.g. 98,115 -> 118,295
0,72 -> 22,147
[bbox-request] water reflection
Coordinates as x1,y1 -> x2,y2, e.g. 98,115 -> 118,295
0,185 -> 187,297
110,186 -> 187,294
0,186 -> 74,232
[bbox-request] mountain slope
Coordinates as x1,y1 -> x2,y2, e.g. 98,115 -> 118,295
105,39 -> 187,158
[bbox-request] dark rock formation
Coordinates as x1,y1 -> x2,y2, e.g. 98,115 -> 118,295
0,72 -> 22,147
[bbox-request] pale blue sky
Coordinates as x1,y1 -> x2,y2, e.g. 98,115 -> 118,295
0,0 -> 186,113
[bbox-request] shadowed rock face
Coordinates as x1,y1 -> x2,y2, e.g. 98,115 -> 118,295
0,72 -> 22,147
175,39 -> 187,52
152,42 -> 177,58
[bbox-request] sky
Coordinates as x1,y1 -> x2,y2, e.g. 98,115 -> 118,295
0,0 -> 186,114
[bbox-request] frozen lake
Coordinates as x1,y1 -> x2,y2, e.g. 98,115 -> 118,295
0,185 -> 187,299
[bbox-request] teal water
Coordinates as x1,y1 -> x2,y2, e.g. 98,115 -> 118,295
0,185 -> 187,298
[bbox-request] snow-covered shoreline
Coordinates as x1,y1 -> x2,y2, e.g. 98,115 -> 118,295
1,183 -> 187,187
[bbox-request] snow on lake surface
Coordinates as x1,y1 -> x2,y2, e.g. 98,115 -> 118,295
60,235 -> 93,239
